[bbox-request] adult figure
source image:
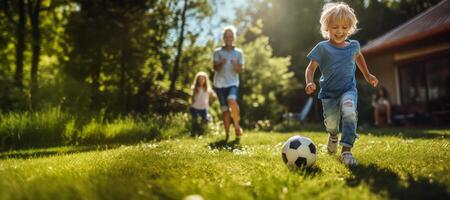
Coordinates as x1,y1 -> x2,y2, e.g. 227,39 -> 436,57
372,86 -> 392,126
213,26 -> 244,141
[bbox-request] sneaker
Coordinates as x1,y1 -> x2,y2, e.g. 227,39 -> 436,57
327,134 -> 338,154
340,152 -> 358,166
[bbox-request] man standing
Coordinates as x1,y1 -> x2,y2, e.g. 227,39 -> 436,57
213,26 -> 244,141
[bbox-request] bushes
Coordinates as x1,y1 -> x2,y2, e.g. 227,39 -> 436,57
0,108 -> 71,150
0,109 -> 194,150
76,114 -> 191,145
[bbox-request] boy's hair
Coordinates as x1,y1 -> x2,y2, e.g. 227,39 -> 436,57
191,71 -> 212,96
320,2 -> 358,39
222,25 -> 237,38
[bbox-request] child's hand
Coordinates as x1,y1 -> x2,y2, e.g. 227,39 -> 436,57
366,74 -> 378,87
305,82 -> 316,95
221,58 -> 227,65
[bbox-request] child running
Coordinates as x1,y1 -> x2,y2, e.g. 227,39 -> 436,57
190,71 -> 216,136
304,2 -> 378,165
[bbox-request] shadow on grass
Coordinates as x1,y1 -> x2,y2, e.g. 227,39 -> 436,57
358,127 -> 449,139
208,138 -> 242,151
346,164 -> 449,200
289,165 -> 322,177
274,122 -> 449,139
0,145 -> 121,160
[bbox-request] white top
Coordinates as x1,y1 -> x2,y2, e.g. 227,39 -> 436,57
213,47 -> 244,88
192,89 -> 210,110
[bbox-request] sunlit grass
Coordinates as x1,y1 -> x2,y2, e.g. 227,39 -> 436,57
0,110 -> 193,150
0,130 -> 448,199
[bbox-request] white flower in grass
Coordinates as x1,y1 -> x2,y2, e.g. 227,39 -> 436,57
183,194 -> 204,200
145,143 -> 159,149
240,181 -> 252,186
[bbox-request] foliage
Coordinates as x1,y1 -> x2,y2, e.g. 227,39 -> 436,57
238,21 -> 298,128
0,0 -> 213,115
0,108 -> 70,149
0,0 -> 443,126
0,109 -> 201,150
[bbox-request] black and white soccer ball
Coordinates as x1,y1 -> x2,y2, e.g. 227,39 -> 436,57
281,136 -> 317,168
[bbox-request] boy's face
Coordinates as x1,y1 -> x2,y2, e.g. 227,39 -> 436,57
328,21 -> 349,44
223,30 -> 234,47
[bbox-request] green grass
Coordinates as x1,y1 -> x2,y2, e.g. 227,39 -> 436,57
0,110 -> 193,150
0,130 -> 449,200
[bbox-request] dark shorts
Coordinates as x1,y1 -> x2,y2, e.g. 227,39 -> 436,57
213,86 -> 239,112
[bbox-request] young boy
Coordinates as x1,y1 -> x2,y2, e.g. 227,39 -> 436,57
304,2 -> 378,165
213,26 -> 244,141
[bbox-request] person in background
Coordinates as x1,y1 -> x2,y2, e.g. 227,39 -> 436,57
213,25 -> 244,142
190,71 -> 216,136
372,86 -> 392,126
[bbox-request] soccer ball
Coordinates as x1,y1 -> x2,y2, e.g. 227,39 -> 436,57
281,136 -> 317,168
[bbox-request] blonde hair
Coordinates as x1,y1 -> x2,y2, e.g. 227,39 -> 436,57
320,2 -> 358,39
222,25 -> 237,38
191,71 -> 212,96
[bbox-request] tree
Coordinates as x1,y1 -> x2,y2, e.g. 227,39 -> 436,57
63,0 -> 210,113
168,0 -> 188,96
1,0 -> 26,89
238,21 -> 298,127
26,0 -> 42,108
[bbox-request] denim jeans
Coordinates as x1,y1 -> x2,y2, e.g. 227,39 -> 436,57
321,90 -> 358,147
190,107 -> 210,122
190,107 -> 210,136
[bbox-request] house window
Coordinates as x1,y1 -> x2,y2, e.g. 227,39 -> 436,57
399,62 -> 427,104
399,57 -> 449,108
426,58 -> 449,101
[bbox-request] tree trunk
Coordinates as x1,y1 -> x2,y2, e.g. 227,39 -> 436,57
27,0 -> 42,108
91,52 -> 102,109
168,0 -> 188,96
120,51 -> 127,112
14,0 -> 26,89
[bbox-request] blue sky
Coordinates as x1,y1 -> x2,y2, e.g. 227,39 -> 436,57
187,0 -> 251,45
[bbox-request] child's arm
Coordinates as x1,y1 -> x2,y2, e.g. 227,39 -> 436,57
305,60 -> 319,95
191,92 -> 196,105
355,52 -> 378,87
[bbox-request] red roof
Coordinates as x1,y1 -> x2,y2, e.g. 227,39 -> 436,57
362,0 -> 450,56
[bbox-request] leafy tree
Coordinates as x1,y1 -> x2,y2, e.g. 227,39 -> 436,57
238,21 -> 298,127
63,0 -> 212,115
1,0 -> 26,89
26,0 -> 42,107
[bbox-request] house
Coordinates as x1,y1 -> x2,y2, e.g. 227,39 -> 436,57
362,0 -> 450,124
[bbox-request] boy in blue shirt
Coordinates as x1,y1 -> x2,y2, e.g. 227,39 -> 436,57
305,2 -> 378,165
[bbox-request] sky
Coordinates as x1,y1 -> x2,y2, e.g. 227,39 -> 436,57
187,0 -> 251,45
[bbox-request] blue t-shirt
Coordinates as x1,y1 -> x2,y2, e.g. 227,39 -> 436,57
307,40 -> 360,99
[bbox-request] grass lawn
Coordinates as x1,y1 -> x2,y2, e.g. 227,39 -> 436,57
0,129 -> 449,200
